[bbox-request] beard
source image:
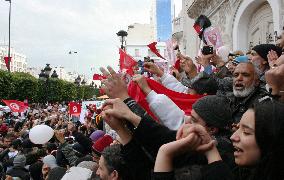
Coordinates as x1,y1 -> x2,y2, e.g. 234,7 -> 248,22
233,84 -> 256,97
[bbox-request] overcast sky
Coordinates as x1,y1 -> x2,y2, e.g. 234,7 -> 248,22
0,0 -> 181,78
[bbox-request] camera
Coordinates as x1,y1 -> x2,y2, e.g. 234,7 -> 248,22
202,46 -> 214,55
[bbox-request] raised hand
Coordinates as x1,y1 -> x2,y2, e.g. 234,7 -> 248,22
101,104 -> 126,131
176,123 -> 214,152
154,132 -> 202,172
267,50 -> 279,67
195,53 -> 214,67
143,62 -> 164,77
100,66 -> 129,100
54,130 -> 65,144
101,102 -> 133,145
265,64 -> 284,96
102,98 -> 141,127
132,74 -> 152,95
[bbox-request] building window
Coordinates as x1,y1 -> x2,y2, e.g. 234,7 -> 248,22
148,49 -> 155,57
135,49 -> 140,57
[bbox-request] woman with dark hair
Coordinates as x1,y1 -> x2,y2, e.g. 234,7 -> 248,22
201,100 -> 284,180
153,100 -> 284,180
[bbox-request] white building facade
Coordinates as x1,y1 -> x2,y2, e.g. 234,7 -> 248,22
126,23 -> 167,63
0,46 -> 27,72
173,0 -> 284,58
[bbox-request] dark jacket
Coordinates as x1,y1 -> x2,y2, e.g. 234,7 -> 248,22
123,98 -> 235,180
72,131 -> 93,154
121,139 -> 152,180
215,65 -> 232,79
6,166 -> 30,180
191,71 -> 268,123
224,87 -> 268,123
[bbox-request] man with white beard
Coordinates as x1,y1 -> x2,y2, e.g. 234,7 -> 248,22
229,62 -> 268,123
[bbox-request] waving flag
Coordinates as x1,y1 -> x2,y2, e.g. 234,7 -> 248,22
93,74 -> 106,80
2,100 -> 28,112
119,48 -> 137,75
147,42 -> 166,60
68,102 -> 81,115
128,78 -> 204,121
4,57 -> 12,71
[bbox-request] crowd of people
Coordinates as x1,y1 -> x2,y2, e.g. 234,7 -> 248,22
0,27 -> 284,180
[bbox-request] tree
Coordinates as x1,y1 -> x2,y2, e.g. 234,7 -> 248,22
0,70 -> 14,100
11,72 -> 39,102
0,70 -> 99,103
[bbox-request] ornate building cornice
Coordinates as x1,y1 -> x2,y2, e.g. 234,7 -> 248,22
187,0 -> 229,19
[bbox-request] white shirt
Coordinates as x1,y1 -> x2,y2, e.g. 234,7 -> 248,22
146,90 -> 185,130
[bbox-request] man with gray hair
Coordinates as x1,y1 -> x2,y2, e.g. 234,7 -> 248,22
229,62 -> 268,123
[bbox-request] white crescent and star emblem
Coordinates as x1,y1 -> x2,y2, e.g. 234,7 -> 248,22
73,106 -> 78,113
10,103 -> 20,110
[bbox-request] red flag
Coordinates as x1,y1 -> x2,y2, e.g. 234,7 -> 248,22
147,42 -> 166,60
174,59 -> 181,70
193,23 -> 202,35
2,100 -> 28,112
128,79 -> 204,121
93,74 -> 106,80
4,57 -> 12,71
119,48 -> 137,75
68,102 -> 81,115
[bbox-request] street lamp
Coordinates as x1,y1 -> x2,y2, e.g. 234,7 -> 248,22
74,75 -> 81,86
51,70 -> 58,78
38,64 -> 58,103
81,79 -> 86,85
5,0 -> 12,72
44,63 -> 52,77
39,69 -> 46,81
116,30 -> 128,50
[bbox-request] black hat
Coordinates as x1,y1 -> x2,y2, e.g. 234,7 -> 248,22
252,44 -> 282,62
191,77 -> 218,95
192,95 -> 232,128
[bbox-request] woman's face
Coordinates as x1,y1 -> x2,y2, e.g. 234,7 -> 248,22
230,109 -> 261,166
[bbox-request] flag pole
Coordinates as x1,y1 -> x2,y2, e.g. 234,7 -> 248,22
7,0 -> 11,72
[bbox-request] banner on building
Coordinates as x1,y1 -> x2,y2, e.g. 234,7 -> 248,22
79,101 -> 104,123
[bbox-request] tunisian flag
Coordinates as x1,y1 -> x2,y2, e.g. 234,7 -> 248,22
147,42 -> 166,60
119,48 -> 137,75
93,74 -> 106,80
69,102 -> 81,115
2,100 -> 28,112
128,78 -> 204,121
4,57 -> 12,71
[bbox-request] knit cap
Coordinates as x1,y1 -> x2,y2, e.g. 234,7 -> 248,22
233,55 -> 249,64
192,95 -> 232,128
252,44 -> 282,62
13,154 -> 26,167
43,155 -> 58,169
92,134 -> 113,154
89,130 -> 105,142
